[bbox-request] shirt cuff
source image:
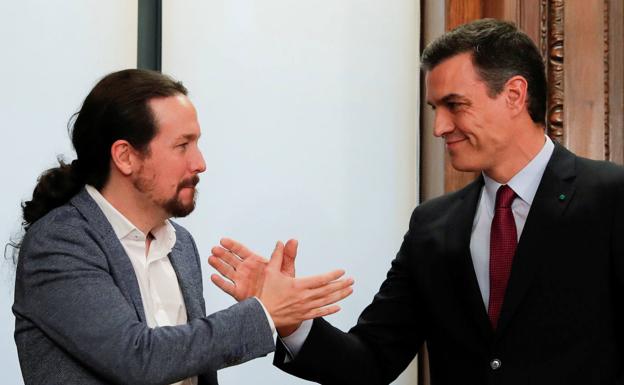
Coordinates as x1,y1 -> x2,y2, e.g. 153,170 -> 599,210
279,319 -> 313,362
253,297 -> 276,338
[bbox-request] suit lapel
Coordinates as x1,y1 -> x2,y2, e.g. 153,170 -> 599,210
445,176 -> 494,342
70,189 -> 147,322
168,241 -> 204,320
496,143 -> 576,336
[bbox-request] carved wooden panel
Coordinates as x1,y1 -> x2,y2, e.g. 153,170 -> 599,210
608,0 -> 624,164
604,0 -> 610,160
563,1 -> 606,159
545,0 -> 564,144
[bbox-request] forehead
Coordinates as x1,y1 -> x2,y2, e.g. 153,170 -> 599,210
148,94 -> 200,139
424,52 -> 485,104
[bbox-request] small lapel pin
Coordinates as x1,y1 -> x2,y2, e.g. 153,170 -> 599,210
558,194 -> 566,201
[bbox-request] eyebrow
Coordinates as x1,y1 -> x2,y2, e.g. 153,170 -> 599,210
174,133 -> 200,143
427,93 -> 471,108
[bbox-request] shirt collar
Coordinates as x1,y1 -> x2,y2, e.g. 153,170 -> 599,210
482,136 -> 555,208
85,185 -> 176,246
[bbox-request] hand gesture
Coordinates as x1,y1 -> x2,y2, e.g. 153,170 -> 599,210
208,238 -> 298,301
208,238 -> 268,302
208,238 -> 354,328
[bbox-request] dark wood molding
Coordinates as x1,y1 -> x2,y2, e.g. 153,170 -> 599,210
540,0 -> 548,64
608,0 -> 624,164
546,0 -> 564,144
604,0 -> 610,160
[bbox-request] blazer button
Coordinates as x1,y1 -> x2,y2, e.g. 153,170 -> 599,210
490,359 -> 502,370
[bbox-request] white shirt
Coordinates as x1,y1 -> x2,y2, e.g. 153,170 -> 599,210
86,185 -> 196,385
282,136 -> 555,358
470,136 -> 554,308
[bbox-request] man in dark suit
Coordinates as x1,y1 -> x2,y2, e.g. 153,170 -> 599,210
211,19 -> 624,384
13,69 -> 353,385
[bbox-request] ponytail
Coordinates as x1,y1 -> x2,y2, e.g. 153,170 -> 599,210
21,158 -> 85,231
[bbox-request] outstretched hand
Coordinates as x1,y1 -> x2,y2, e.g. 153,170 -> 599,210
208,238 -> 353,329
208,238 -> 298,301
208,238 -> 267,301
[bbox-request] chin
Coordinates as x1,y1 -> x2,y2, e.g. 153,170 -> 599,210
167,202 -> 196,218
163,191 -> 198,218
449,159 -> 483,173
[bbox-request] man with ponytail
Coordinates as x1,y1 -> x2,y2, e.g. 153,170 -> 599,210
13,69 -> 353,385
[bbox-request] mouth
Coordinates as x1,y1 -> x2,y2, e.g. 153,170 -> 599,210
445,138 -> 468,148
178,175 -> 200,192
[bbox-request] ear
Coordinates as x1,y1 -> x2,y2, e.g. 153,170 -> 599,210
110,139 -> 138,176
504,75 -> 529,117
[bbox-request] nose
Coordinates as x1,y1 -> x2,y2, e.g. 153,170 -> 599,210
432,110 -> 454,138
191,147 -> 207,174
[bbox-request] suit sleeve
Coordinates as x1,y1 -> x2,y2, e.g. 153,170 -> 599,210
611,179 -> 624,385
274,210 -> 427,385
13,221 -> 275,385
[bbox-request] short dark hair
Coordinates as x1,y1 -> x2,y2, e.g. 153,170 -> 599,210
421,18 -> 546,124
21,69 -> 187,230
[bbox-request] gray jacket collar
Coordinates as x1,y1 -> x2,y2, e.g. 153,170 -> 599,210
69,188 -> 203,322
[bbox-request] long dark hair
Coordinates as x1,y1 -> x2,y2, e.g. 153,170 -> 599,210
21,69 -> 188,231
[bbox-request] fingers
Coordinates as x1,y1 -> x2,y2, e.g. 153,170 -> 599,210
307,277 -> 354,301
282,239 -> 298,276
210,273 -> 236,298
307,304 -> 342,319
298,269 -> 345,289
208,255 -> 236,281
293,284 -> 352,323
268,241 -> 284,270
273,307 -> 343,328
211,246 -> 242,270
284,239 -> 298,259
306,283 -> 354,309
220,238 -> 265,261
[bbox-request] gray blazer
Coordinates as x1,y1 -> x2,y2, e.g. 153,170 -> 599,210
13,189 -> 275,385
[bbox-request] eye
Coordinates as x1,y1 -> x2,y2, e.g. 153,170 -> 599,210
177,142 -> 189,150
447,102 -> 459,111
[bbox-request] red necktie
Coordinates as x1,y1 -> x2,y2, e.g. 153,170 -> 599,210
488,185 -> 517,329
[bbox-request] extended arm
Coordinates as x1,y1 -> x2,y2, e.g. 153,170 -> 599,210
209,235 -> 426,385
13,223 -> 274,385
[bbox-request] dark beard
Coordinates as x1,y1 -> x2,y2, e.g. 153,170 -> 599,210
133,171 -> 200,218
163,175 -> 200,218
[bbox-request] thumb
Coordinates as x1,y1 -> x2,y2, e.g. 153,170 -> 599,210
268,240 -> 284,270
282,239 -> 298,277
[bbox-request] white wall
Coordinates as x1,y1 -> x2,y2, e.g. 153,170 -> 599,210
0,1 -> 421,383
0,1 -> 137,383
163,1 -> 420,384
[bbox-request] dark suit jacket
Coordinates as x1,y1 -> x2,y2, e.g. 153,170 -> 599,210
275,144 -> 624,385
13,189 -> 275,385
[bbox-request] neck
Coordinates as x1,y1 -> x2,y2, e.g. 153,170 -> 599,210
484,121 -> 546,184
100,177 -> 167,235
